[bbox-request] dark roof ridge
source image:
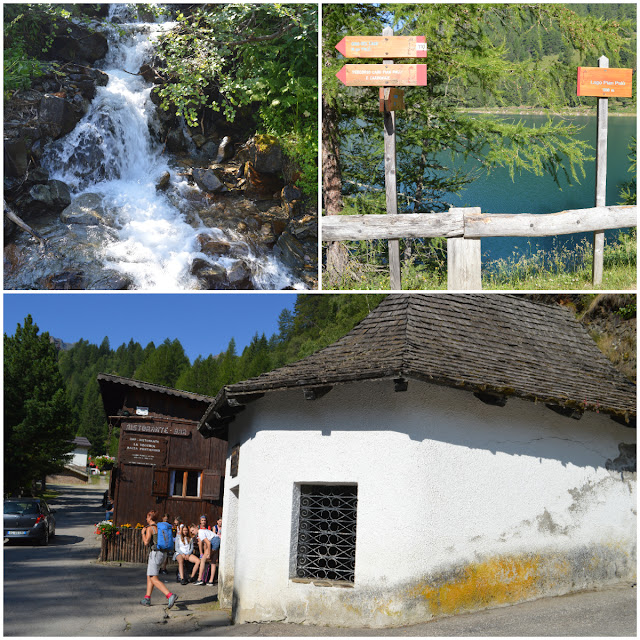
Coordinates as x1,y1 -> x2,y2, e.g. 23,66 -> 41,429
97,373 -> 214,403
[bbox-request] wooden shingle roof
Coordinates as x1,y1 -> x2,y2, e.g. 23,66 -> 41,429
199,295 -> 636,434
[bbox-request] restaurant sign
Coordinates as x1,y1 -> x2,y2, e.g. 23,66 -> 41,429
121,433 -> 167,466
122,422 -> 190,437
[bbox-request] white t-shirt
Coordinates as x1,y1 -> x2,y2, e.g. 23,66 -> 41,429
198,528 -> 215,542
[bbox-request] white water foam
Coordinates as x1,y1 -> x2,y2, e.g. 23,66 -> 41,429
41,8 -> 301,290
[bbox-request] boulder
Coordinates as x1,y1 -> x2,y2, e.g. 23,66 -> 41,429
215,136 -> 234,163
281,184 -> 303,217
156,171 -> 171,191
19,180 -> 72,218
250,134 -> 282,173
4,137 -> 28,177
40,270 -> 88,290
48,21 -> 108,64
227,260 -> 253,288
193,168 -> 224,193
191,259 -> 228,289
60,193 -> 106,225
200,141 -> 218,161
39,95 -> 81,139
198,235 -> 231,256
166,127 -> 188,152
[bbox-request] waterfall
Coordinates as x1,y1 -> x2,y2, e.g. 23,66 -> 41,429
39,5 -> 303,291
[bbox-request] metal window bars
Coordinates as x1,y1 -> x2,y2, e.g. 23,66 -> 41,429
296,485 -> 358,583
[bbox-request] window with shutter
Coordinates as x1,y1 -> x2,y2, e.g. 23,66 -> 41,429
201,471 -> 222,500
151,468 -> 169,496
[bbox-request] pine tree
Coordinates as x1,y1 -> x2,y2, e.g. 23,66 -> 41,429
133,338 -> 190,387
4,316 -> 75,494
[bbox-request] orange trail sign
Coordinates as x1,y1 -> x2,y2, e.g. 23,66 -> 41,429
336,64 -> 427,87
335,36 -> 427,59
577,67 -> 633,98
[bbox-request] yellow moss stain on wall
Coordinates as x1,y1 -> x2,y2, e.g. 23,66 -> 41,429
409,555 -> 544,617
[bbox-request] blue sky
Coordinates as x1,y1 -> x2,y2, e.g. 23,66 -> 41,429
3,293 -> 297,362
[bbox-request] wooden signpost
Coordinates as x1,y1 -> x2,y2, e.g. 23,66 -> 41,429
578,56 -> 634,285
336,63 -> 427,87
335,36 -> 427,58
335,28 -> 426,290
577,66 -> 633,98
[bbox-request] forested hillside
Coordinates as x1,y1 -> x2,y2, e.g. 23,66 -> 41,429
44,293 -> 634,457
472,4 -> 636,110
56,294 -> 385,455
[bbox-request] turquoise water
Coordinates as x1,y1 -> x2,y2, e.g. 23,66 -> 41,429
436,114 -> 636,262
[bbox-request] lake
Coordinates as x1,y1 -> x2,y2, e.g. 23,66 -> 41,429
441,114 -> 636,263
345,113 -> 636,264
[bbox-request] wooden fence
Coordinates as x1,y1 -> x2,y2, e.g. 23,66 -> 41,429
322,205 -> 637,289
98,528 -> 177,565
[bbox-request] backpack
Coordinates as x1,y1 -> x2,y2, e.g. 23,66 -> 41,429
156,522 -> 173,552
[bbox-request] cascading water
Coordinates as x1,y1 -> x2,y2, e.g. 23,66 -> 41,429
34,5 -> 305,291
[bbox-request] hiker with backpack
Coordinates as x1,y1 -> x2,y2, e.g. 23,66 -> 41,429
140,510 -> 178,608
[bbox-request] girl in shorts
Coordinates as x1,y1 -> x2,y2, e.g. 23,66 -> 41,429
140,510 -> 178,608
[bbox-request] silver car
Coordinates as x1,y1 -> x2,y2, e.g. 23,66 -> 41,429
4,498 -> 56,545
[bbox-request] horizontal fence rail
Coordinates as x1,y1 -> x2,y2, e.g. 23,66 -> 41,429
321,205 -> 637,242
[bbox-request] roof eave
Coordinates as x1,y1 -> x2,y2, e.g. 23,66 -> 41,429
196,371 -> 636,436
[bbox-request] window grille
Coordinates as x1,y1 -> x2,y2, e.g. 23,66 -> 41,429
296,484 -> 357,583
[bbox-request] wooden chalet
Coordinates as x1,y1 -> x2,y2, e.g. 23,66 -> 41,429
98,374 -> 225,528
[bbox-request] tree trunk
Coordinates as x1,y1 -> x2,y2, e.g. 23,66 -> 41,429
322,95 -> 348,281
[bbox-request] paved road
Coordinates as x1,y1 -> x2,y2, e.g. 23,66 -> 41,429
3,484 -> 636,636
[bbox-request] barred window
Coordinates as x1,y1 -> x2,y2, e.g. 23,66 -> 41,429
295,484 -> 357,583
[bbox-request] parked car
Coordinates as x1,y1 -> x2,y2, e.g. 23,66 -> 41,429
4,498 -> 56,545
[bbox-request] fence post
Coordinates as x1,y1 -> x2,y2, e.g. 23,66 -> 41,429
382,25 -> 401,290
447,207 -> 482,290
592,55 -> 608,286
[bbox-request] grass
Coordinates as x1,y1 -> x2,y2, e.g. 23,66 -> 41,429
324,230 -> 636,291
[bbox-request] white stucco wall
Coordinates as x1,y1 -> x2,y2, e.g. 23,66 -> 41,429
219,379 -> 636,627
71,446 -> 89,468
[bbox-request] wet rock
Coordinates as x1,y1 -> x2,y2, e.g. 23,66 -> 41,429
47,20 -> 108,64
193,168 -> 224,193
281,184 -> 303,217
227,260 -> 253,289
258,223 -> 277,248
3,244 -> 26,275
166,128 -> 188,153
215,136 -> 234,163
244,163 -> 284,200
39,95 -> 82,139
26,167 -> 50,186
40,270 -> 88,290
156,171 -> 171,191
250,134 -> 282,173
198,235 -> 231,256
139,63 -> 162,84
4,137 -> 28,177
60,193 -> 106,225
191,134 -> 206,148
19,180 -> 72,218
191,259 -> 228,289
200,141 -> 218,160
88,271 -> 132,290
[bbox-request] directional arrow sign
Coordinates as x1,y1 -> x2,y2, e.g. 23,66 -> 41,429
577,67 -> 633,98
336,36 -> 427,58
336,64 -> 427,87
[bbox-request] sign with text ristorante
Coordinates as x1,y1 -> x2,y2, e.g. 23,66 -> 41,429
336,64 -> 427,87
122,422 -> 190,437
577,67 -> 633,98
335,36 -> 427,59
120,433 -> 167,466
